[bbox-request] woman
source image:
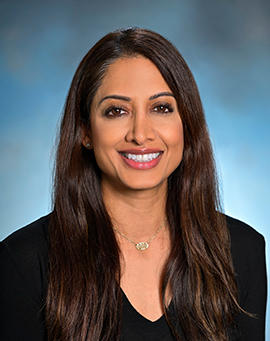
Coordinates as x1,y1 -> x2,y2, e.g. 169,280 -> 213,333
0,28 -> 267,341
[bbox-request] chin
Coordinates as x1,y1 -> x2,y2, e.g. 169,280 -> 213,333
120,177 -> 167,191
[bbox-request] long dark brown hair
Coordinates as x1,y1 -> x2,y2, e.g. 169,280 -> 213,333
46,28 -> 240,340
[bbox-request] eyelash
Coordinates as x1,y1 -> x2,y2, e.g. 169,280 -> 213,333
103,103 -> 174,118
153,103 -> 174,114
103,106 -> 127,118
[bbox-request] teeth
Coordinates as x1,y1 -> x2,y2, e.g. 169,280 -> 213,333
123,152 -> 161,162
142,154 -> 148,162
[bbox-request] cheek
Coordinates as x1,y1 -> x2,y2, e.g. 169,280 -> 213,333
93,132 -> 122,153
91,117 -> 126,147
91,120 -> 114,148
163,120 -> 184,151
173,124 -> 184,145
173,131 -> 184,163
90,124 -> 121,169
165,122 -> 184,169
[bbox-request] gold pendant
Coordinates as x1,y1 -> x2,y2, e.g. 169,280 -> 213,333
135,242 -> 149,251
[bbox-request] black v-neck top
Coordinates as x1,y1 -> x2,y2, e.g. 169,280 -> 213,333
121,289 -> 176,340
0,214 -> 267,340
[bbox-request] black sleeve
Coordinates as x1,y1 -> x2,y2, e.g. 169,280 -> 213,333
0,217 -> 49,341
228,216 -> 267,341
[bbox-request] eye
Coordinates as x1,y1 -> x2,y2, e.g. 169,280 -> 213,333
152,103 -> 174,114
103,106 -> 128,118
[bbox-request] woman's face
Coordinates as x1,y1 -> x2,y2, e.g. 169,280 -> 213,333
87,55 -> 184,192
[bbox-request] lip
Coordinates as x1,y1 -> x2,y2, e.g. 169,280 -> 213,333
118,148 -> 163,154
119,150 -> 163,170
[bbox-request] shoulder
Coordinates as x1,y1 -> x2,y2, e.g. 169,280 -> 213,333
1,214 -> 50,259
0,215 -> 51,339
225,214 -> 265,249
225,215 -> 265,261
224,217 -> 267,339
225,214 -> 265,271
0,214 -> 51,296
225,214 -> 267,305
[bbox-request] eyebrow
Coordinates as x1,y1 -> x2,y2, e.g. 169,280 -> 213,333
98,95 -> 131,106
98,91 -> 175,106
149,92 -> 175,100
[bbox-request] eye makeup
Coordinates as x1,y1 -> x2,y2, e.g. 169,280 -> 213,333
103,105 -> 128,118
151,102 -> 174,114
101,100 -> 175,119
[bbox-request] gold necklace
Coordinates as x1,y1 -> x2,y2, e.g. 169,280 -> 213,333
113,222 -> 165,251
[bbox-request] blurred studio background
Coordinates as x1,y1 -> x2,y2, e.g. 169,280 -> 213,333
1,0 -> 269,336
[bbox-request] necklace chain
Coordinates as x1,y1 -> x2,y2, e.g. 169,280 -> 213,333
113,221 -> 165,251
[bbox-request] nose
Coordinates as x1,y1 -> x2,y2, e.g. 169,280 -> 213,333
125,111 -> 155,145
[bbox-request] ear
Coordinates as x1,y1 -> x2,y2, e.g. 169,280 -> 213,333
82,136 -> 92,149
81,126 -> 92,149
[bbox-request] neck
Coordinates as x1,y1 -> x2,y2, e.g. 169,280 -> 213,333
101,179 -> 168,241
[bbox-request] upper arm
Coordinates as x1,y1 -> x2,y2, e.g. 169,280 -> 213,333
233,232 -> 267,341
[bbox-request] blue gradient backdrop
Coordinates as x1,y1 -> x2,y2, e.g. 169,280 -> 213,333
1,0 -> 269,336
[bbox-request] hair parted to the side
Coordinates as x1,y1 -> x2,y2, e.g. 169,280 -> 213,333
46,28 -> 241,341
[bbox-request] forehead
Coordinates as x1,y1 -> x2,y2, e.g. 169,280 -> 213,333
93,56 -> 172,104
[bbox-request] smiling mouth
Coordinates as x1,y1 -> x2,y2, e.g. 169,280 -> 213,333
120,152 -> 162,162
